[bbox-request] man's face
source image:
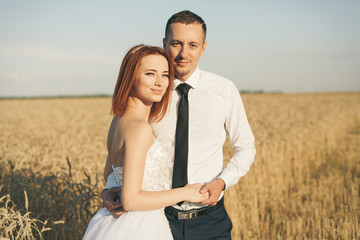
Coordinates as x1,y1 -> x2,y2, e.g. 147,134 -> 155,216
163,23 -> 207,81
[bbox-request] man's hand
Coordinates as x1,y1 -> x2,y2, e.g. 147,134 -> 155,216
101,187 -> 127,218
199,178 -> 225,206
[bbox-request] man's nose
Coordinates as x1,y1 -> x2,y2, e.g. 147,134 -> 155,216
179,45 -> 189,59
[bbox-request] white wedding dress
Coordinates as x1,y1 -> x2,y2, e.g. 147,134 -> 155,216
83,139 -> 174,240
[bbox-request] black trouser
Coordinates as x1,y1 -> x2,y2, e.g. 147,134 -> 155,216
165,205 -> 233,240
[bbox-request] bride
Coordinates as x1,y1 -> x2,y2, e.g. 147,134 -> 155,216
83,45 -> 208,239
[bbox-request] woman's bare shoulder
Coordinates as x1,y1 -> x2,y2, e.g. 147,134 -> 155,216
123,119 -> 153,144
108,116 -> 153,146
109,115 -> 151,135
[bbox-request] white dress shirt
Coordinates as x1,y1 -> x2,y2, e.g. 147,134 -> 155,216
152,67 -> 256,210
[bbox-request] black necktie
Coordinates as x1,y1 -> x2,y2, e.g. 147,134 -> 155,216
172,83 -> 191,202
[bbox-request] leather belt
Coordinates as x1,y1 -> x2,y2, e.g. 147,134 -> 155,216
165,198 -> 224,220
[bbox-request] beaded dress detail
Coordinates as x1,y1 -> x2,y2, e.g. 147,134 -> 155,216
83,139 -> 174,240
112,139 -> 172,191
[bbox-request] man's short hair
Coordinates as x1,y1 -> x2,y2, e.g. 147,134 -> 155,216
165,10 -> 207,41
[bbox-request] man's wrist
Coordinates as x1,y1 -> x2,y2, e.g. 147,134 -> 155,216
217,178 -> 226,191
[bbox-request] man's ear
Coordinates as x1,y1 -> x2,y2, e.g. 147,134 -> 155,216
200,41 -> 207,57
163,38 -> 167,49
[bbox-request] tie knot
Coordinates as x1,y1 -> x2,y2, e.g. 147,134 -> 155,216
176,83 -> 191,95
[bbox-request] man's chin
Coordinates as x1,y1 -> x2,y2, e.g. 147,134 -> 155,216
174,68 -> 190,80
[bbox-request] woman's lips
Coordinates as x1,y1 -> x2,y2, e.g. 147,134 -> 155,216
151,89 -> 164,94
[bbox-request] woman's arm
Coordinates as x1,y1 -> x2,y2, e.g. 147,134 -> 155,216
121,121 -> 208,211
104,154 -> 113,182
104,117 -> 117,182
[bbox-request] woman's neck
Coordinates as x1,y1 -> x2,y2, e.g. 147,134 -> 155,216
124,97 -> 152,121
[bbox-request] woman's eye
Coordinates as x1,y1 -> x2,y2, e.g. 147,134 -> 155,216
162,74 -> 169,78
145,72 -> 154,76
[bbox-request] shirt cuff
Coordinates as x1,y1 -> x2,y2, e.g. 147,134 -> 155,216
104,171 -> 120,190
218,172 -> 231,191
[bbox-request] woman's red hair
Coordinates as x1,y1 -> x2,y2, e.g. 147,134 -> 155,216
112,45 -> 174,122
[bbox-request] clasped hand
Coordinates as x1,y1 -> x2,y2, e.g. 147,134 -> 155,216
101,187 -> 126,218
102,178 -> 224,218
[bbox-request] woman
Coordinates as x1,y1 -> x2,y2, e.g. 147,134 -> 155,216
83,45 -> 208,239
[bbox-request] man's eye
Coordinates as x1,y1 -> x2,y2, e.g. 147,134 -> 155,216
190,44 -> 198,48
172,42 -> 180,46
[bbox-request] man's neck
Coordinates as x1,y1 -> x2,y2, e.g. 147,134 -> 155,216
176,75 -> 190,82
175,67 -> 198,82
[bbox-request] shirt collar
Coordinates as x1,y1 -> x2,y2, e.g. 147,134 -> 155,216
173,67 -> 200,90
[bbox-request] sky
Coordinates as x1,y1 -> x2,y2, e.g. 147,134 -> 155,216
0,0 -> 359,97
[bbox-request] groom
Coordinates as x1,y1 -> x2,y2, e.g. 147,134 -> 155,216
103,10 -> 256,239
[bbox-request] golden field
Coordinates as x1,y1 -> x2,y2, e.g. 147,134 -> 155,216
0,92 -> 359,239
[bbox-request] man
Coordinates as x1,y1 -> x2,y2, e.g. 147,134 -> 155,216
102,10 -> 256,239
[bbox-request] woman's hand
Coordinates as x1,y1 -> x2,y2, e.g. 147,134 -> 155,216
184,183 -> 210,203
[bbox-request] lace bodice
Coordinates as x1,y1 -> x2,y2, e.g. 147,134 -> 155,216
112,139 -> 172,191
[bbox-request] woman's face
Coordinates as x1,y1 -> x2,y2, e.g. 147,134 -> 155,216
131,54 -> 170,105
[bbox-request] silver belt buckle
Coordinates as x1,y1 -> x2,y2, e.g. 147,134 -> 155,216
177,211 -> 198,220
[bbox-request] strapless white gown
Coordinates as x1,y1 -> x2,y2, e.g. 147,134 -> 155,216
83,139 -> 173,240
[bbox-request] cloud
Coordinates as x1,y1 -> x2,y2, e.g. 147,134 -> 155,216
1,72 -> 33,83
65,83 -> 74,90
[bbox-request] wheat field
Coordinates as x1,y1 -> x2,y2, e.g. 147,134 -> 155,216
0,92 -> 359,239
